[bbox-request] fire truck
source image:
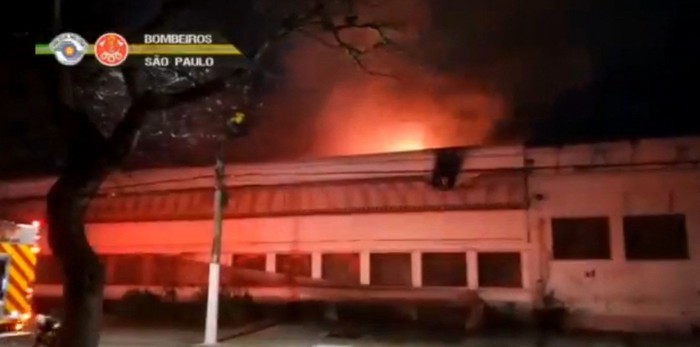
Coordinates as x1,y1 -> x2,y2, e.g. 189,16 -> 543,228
0,219 -> 40,336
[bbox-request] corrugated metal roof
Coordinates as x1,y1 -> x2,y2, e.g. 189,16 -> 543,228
0,173 -> 526,223
2,136 -> 697,201
0,145 -> 526,200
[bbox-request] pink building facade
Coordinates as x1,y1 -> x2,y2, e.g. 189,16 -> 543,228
1,137 -> 699,333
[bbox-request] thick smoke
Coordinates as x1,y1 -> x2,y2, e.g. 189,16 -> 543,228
239,0 -> 592,160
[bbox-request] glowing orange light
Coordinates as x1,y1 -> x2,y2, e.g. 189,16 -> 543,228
391,137 -> 425,152
31,246 -> 40,254
385,122 -> 426,152
32,220 -> 40,228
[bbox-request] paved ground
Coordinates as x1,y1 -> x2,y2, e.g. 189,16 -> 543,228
230,324 -> 699,347
2,324 -> 698,346
0,323 -> 270,347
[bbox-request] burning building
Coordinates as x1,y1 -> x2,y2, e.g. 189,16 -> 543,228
0,136 -> 698,333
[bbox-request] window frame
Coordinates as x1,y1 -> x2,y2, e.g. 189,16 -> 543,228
321,252 -> 361,285
477,251 -> 523,288
275,253 -> 312,277
550,216 -> 612,260
623,213 -> 689,261
232,253 -> 267,271
369,252 -> 412,287
420,252 -> 468,287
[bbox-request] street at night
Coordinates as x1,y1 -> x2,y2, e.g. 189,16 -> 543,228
2,0 -> 699,347
3,323 -> 700,346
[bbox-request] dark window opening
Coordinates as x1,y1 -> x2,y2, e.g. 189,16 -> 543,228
322,253 -> 360,285
370,253 -> 411,286
552,217 -> 611,259
108,255 -> 145,285
149,255 -> 180,286
478,252 -> 522,288
421,252 -> 467,287
34,255 -> 63,285
624,214 -> 689,260
431,149 -> 464,190
232,253 -> 266,271
275,253 -> 311,277
0,257 -> 8,295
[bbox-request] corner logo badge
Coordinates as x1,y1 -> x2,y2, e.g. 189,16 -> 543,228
49,33 -> 88,66
95,33 -> 129,67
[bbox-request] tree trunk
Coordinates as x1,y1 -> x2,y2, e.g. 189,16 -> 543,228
47,158 -> 111,347
42,64 -> 223,347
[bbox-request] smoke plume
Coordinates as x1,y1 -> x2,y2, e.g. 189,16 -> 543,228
237,0 -> 591,161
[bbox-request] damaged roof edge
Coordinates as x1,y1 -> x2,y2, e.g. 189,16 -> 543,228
1,136 -> 699,201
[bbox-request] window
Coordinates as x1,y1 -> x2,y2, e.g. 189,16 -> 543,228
322,253 -> 360,285
108,255 -> 146,285
370,253 -> 411,286
35,255 -> 63,284
232,254 -> 266,271
1,257 -> 9,293
478,252 -> 522,288
624,214 -> 689,260
149,255 -> 180,286
275,253 -> 311,277
421,252 -> 467,287
551,217 -> 611,259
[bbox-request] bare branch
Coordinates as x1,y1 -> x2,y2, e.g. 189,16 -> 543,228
291,2 -> 397,77
297,29 -> 340,48
140,76 -> 234,110
95,0 -> 400,168
251,0 -> 395,78
107,68 -> 150,162
251,3 -> 327,65
352,55 -> 396,78
41,64 -> 112,159
108,67 -> 246,163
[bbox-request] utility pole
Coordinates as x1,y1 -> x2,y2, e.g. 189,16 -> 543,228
203,140 -> 226,345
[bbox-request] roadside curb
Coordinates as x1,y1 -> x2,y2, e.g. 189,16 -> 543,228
217,319 -> 278,342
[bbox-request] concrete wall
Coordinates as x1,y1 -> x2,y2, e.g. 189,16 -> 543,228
528,144 -> 700,330
10,136 -> 700,332
80,210 -> 531,298
33,209 -> 534,303
81,210 -> 527,254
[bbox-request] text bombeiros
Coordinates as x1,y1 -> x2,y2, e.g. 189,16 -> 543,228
143,34 -> 213,44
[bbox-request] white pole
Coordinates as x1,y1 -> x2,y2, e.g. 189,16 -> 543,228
204,144 -> 225,345
203,262 -> 221,344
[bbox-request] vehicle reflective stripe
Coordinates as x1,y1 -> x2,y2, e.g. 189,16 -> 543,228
2,245 -> 35,282
6,275 -> 30,312
0,243 -> 36,315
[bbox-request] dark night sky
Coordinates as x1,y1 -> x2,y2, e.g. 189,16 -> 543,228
1,0 -> 698,178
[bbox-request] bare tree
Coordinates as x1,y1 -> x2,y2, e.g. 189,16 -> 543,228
45,1 -> 395,346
